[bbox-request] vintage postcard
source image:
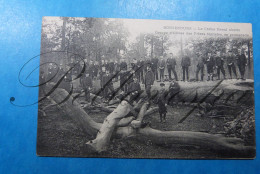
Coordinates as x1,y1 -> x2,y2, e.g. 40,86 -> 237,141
37,17 -> 255,159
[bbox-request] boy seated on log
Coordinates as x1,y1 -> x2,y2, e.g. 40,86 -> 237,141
80,70 -> 93,102
128,75 -> 142,104
156,83 -> 168,123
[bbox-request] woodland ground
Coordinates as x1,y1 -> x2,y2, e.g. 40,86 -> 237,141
37,79 -> 255,159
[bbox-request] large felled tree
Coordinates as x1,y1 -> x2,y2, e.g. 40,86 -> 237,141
43,80 -> 255,157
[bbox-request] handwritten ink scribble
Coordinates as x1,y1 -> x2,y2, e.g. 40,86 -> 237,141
11,50 -> 253,112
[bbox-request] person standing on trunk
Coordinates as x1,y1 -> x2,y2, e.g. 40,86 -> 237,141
120,58 -> 128,71
158,56 -> 166,82
226,50 -> 238,79
102,70 -> 114,101
236,49 -> 247,80
166,53 -> 178,81
215,51 -> 226,80
144,64 -> 154,99
196,53 -> 206,81
206,52 -> 215,81
80,71 -> 93,102
93,61 -> 99,79
114,60 -> 120,81
181,54 -> 191,82
151,57 -> 159,80
109,59 -> 115,75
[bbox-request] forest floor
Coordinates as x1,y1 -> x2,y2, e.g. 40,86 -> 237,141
37,101 -> 253,159
37,79 -> 255,159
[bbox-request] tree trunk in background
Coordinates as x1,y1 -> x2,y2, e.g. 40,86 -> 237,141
61,17 -> 67,69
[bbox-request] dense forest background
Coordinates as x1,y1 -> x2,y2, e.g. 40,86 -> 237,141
40,17 -> 253,79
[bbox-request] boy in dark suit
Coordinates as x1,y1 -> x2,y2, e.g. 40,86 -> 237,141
102,70 -> 114,101
157,83 -> 168,123
80,71 -> 93,102
144,64 -> 154,99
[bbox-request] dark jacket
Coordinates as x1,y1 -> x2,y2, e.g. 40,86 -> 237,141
144,70 -> 155,86
105,63 -> 110,71
102,74 -> 112,87
131,62 -> 138,71
114,63 -> 120,72
151,58 -> 159,70
158,59 -> 166,69
197,57 -> 206,68
89,64 -> 95,75
206,56 -> 215,67
120,62 -> 127,71
181,56 -> 191,67
227,56 -> 236,65
215,56 -> 224,67
157,88 -> 168,113
166,58 -> 177,68
109,62 -> 115,72
94,64 -> 99,75
128,82 -> 141,93
237,54 -> 247,67
126,71 -> 135,84
81,76 -> 93,88
119,71 -> 128,86
169,82 -> 180,94
144,59 -> 152,70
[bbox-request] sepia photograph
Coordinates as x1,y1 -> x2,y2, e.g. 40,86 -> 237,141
37,17 -> 255,159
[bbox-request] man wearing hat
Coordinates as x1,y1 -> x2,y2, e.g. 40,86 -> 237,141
151,57 -> 159,80
120,58 -> 128,71
114,60 -> 120,81
166,53 -> 178,81
226,50 -> 238,79
196,52 -> 206,81
236,49 -> 247,80
158,56 -> 166,82
102,70 -> 114,101
109,59 -> 115,74
215,51 -> 226,80
181,53 -> 191,81
206,52 -> 215,81
136,58 -> 144,83
93,61 -> 99,80
144,64 -> 155,99
80,70 -> 93,102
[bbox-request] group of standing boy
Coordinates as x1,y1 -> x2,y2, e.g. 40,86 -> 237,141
195,49 -> 248,81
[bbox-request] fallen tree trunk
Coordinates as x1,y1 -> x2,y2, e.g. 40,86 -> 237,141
114,126 -> 254,156
86,100 -> 132,152
130,102 -> 149,128
48,88 -> 101,136
46,87 -> 255,156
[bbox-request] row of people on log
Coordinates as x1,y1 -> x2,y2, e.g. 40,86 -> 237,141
44,48 -> 248,88
82,49 -> 248,83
